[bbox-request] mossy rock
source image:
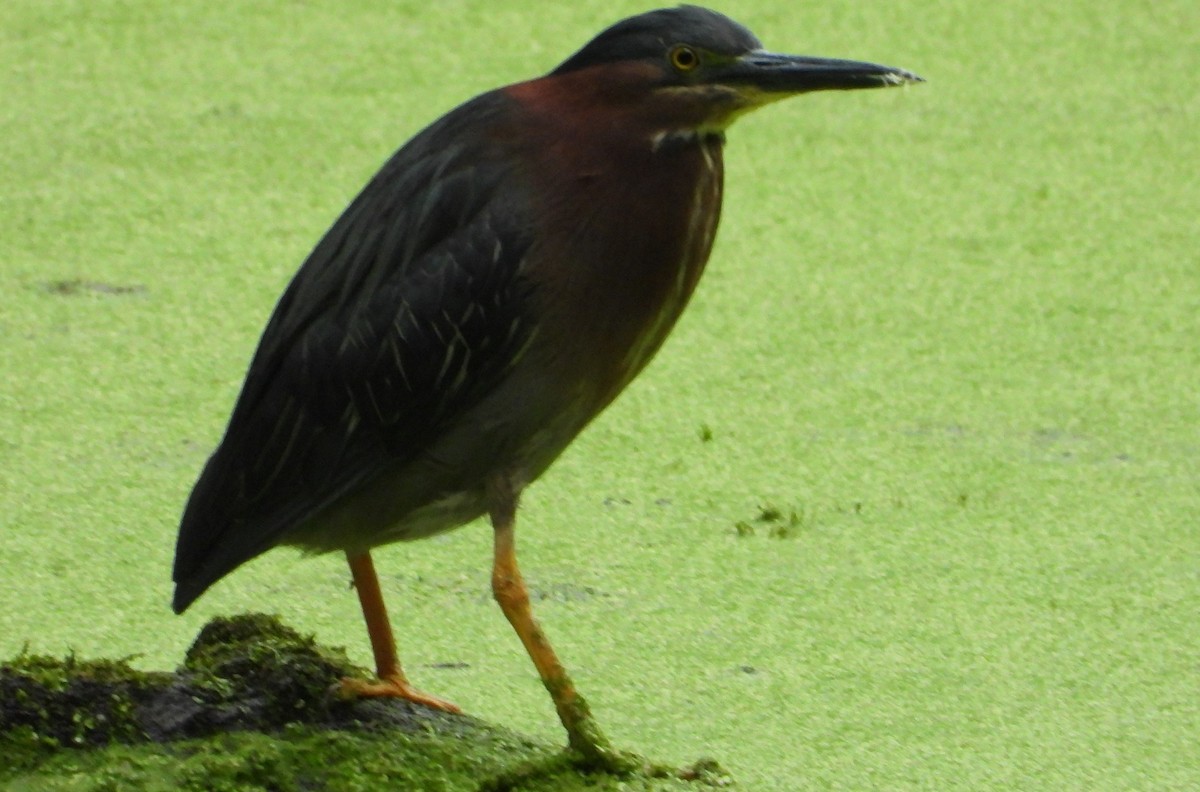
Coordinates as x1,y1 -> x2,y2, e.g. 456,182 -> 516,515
0,614 -> 733,791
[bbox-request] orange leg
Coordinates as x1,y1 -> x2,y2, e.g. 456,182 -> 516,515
487,477 -> 621,766
340,550 -> 461,713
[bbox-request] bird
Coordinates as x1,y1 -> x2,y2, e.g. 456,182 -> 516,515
172,5 -> 921,766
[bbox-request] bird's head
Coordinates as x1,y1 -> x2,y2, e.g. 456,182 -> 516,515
547,5 -> 922,140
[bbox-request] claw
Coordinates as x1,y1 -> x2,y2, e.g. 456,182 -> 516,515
338,673 -> 462,713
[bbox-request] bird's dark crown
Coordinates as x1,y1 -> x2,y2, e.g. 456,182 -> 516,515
551,5 -> 762,77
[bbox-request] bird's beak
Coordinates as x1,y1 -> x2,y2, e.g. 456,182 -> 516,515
720,50 -> 923,97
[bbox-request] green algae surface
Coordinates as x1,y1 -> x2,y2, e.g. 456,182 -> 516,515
3,1 -> 1198,790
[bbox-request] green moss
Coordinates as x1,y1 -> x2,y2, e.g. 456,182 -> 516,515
1,616 -> 730,790
6,727 -> 726,791
4,653 -> 162,693
0,652 -> 170,765
180,613 -> 361,726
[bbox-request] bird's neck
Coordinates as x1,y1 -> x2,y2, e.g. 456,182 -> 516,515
506,77 -> 727,408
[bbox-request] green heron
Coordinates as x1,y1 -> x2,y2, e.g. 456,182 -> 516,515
173,5 -> 920,765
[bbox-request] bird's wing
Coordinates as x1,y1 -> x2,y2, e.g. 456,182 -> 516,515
173,94 -> 536,609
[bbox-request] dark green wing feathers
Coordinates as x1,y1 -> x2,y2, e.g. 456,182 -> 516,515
173,94 -> 536,611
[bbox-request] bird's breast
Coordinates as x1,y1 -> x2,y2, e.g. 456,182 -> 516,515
522,129 -> 725,410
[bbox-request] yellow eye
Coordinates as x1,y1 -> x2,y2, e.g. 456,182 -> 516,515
669,45 -> 700,72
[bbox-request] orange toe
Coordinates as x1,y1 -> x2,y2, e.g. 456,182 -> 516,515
339,674 -> 462,713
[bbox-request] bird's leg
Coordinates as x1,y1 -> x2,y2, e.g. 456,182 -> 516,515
487,477 -> 634,771
339,550 -> 461,713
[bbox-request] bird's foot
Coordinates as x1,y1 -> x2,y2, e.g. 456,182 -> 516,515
337,673 -> 462,713
567,741 -> 647,776
561,697 -> 646,775
570,742 -> 730,783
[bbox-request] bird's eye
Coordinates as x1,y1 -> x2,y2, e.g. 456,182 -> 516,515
669,45 -> 700,72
